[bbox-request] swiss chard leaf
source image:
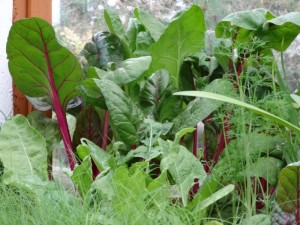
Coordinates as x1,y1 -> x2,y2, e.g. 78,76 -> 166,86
6,17 -> 84,170
72,105 -> 104,149
140,69 -> 174,118
148,5 -> 206,88
7,17 -> 83,110
276,163 -> 300,214
0,115 -> 48,185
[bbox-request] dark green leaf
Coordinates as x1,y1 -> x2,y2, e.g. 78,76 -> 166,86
82,32 -> 124,69
94,79 -> 144,146
72,105 -> 105,149
140,69 -> 174,118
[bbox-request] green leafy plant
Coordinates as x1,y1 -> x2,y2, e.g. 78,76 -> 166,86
3,4 -> 300,224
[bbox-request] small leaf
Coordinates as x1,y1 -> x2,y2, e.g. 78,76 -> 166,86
77,139 -> 114,172
195,184 -> 235,212
71,156 -> 93,197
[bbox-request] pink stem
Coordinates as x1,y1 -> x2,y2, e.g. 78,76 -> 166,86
101,110 -> 110,150
39,25 -> 75,171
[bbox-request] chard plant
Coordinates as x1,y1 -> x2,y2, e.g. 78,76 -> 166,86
2,4 -> 300,225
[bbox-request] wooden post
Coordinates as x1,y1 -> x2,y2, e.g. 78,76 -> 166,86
12,0 -> 52,115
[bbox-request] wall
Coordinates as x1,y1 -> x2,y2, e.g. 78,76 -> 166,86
0,0 -> 13,125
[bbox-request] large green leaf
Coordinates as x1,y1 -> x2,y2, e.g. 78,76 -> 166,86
6,17 -> 83,110
276,164 -> 300,214
0,115 -> 48,185
148,5 -> 206,88
134,8 -> 166,41
174,91 -> 300,135
95,79 -> 144,146
172,79 -> 233,133
267,12 -> 300,51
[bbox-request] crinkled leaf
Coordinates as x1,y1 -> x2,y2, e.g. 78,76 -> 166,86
149,5 -> 206,88
276,164 -> 300,213
95,79 -> 144,146
0,115 -> 47,185
140,69 -> 174,118
134,8 -> 166,41
82,31 -> 124,70
135,31 -> 154,55
27,111 -> 60,155
71,156 -> 93,197
138,118 -> 172,146
172,79 -> 233,133
6,17 -> 83,110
